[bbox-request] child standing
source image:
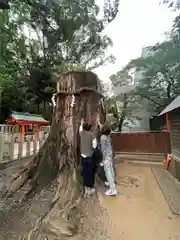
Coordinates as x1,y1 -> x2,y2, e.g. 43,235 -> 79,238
100,125 -> 117,196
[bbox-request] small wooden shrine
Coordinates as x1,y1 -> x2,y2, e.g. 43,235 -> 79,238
7,111 -> 49,137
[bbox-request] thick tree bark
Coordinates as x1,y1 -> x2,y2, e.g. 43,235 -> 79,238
4,71 -> 105,239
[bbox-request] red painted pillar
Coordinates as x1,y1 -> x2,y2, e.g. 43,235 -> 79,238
165,112 -> 171,169
21,124 -> 25,137
166,112 -> 170,132
21,124 -> 25,142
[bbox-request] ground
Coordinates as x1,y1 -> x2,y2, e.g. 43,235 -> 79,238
0,160 -> 180,239
98,163 -> 180,240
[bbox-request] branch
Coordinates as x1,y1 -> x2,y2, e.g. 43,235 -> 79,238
137,93 -> 162,106
87,55 -> 115,71
103,0 -> 120,24
24,0 -> 55,32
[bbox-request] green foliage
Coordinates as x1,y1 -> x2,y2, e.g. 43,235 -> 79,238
109,10 -> 180,127
107,1 -> 180,129
123,15 -> 180,114
0,0 -> 120,123
108,69 -> 142,131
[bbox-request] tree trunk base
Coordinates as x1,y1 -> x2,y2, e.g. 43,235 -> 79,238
26,167 -> 83,239
3,71 -> 106,239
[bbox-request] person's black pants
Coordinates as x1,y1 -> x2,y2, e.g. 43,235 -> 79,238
81,156 -> 96,188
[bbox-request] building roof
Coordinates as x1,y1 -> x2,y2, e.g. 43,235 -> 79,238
159,95 -> 180,116
155,97 -> 175,115
8,111 -> 49,123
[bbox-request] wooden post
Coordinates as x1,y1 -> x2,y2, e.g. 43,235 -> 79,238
166,113 -> 170,132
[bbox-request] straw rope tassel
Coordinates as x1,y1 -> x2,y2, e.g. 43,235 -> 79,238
51,94 -> 56,107
71,94 -> 75,108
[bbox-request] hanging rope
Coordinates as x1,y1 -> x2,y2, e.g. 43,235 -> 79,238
51,94 -> 56,107
54,87 -> 104,98
70,94 -> 75,108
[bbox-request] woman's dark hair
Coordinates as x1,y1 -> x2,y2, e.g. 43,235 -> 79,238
101,125 -> 111,136
83,122 -> 92,131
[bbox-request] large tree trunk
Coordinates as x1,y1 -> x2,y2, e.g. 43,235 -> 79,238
4,71 -> 105,239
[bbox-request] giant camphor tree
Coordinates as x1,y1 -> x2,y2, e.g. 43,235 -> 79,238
4,71 -> 106,239
1,0 -> 119,238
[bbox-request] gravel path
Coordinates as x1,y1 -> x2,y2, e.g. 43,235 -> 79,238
78,194 -> 117,240
1,160 -> 180,240
99,162 -> 180,240
0,189 -> 115,239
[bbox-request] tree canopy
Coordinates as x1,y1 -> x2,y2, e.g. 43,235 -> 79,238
0,0 -> 120,122
114,12 -> 180,116
107,7 -> 180,131
107,69 -> 142,131
161,0 -> 180,9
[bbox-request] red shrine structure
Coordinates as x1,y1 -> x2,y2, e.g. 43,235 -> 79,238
7,111 -> 49,137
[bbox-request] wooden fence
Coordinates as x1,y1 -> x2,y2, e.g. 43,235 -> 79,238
0,132 -> 49,163
0,128 -> 172,164
111,131 -> 171,154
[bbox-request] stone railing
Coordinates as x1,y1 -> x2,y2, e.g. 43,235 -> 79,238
0,132 -> 49,163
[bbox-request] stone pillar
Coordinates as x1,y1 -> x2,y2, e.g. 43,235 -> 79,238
0,134 -> 4,162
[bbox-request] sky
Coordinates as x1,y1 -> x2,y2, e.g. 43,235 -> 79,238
94,0 -> 177,81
